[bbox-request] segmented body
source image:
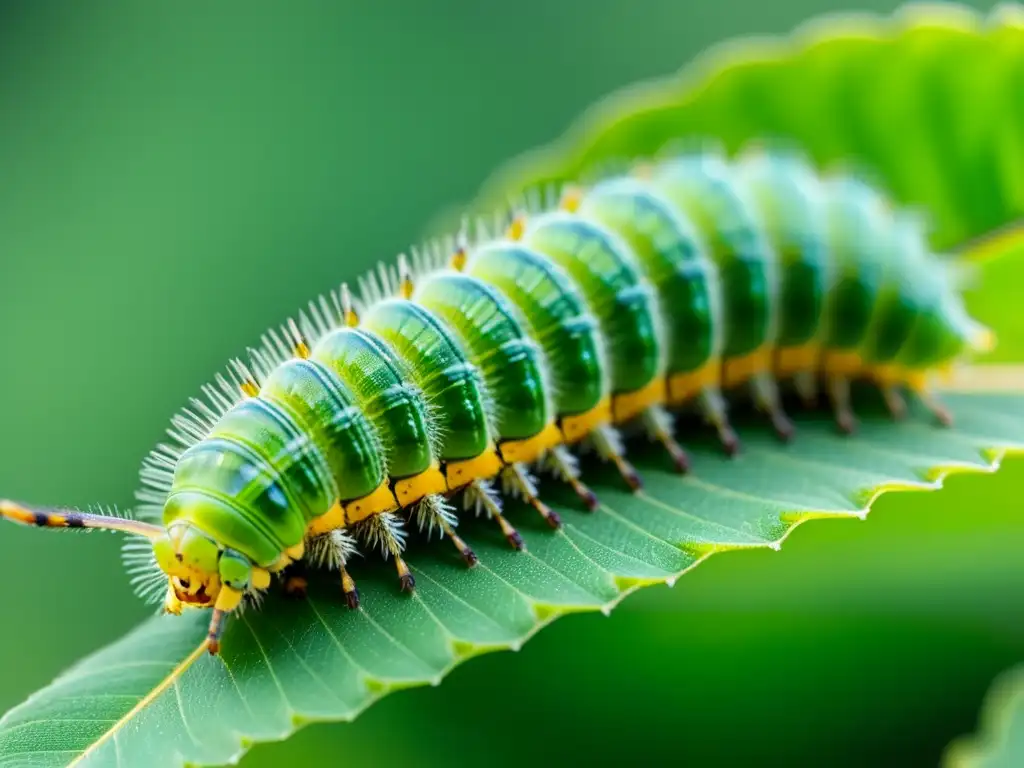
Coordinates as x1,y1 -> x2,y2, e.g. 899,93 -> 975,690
119,144 -> 987,628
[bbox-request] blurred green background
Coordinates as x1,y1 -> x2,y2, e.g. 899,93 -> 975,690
0,1 -> 1021,765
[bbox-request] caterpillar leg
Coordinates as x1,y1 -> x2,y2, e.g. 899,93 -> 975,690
283,559 -> 309,599
465,479 -> 525,551
502,462 -> 562,529
206,586 -> 243,655
640,405 -> 689,473
792,370 -> 819,408
163,584 -> 183,615
413,494 -> 478,566
306,528 -> 362,608
361,512 -> 415,592
699,387 -> 740,456
544,445 -> 600,511
826,375 -> 857,435
916,386 -> 954,427
0,499 -> 163,538
591,424 -> 643,491
881,384 -> 908,421
750,371 -> 795,442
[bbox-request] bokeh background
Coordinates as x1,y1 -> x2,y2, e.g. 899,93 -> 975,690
0,1 -> 1021,765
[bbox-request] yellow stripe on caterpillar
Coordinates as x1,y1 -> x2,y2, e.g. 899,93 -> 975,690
393,464 -> 448,508
613,377 -> 667,424
559,398 -> 613,444
498,422 -> 563,465
775,342 -> 820,378
445,446 -> 503,490
343,482 -> 399,525
306,480 -> 400,536
823,350 -> 864,377
722,346 -> 772,389
667,359 -> 720,404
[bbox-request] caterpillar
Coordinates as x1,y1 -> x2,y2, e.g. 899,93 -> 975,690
0,143 -> 991,655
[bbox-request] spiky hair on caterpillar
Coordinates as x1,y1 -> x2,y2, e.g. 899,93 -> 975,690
0,142 -> 991,655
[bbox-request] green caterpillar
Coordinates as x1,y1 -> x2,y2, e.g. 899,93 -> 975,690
0,142 -> 991,655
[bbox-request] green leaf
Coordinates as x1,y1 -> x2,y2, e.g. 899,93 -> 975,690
2,386 -> 1023,768
944,664 -> 1024,768
4,6 -> 1024,767
456,3 -> 1023,252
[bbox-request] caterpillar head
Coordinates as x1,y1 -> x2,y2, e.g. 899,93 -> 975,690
152,521 -> 254,614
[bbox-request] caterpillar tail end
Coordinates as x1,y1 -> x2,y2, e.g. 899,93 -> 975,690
969,324 -> 996,354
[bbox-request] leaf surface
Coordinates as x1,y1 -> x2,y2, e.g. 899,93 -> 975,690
3,5 -> 1024,767
945,664 -> 1024,768
458,3 -> 1023,251
1,386 -> 1023,768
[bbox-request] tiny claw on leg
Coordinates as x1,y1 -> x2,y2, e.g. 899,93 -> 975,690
751,372 -> 793,442
827,375 -> 857,435
835,409 -> 857,436
570,477 -> 600,511
536,499 -> 562,530
592,424 -> 643,492
507,462 -> 563,529
340,567 -> 360,610
616,457 -> 644,491
495,511 -> 525,551
701,387 -> 740,457
933,405 -> 953,428
882,385 -> 908,421
643,405 -> 689,474
396,556 -> 416,593
770,410 -> 795,443
450,530 -> 478,567
437,513 -> 478,567
921,391 -> 953,427
717,422 -> 741,456
547,445 -> 601,511
654,429 -> 689,473
472,478 -> 527,551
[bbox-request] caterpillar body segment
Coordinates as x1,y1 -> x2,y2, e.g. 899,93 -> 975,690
412,270 -> 565,527
462,241 -> 616,503
1,145 -> 991,655
464,242 -> 608,427
516,211 -> 671,483
569,176 -> 734,455
647,153 -> 795,441
735,149 -> 831,406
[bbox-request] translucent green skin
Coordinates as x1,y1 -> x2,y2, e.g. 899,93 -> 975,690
737,152 -> 830,349
858,216 -> 970,368
523,212 -> 662,394
466,242 -> 605,417
822,177 -> 974,368
820,177 -> 889,351
414,272 -> 550,441
311,327 -> 434,479
361,299 -> 491,461
649,154 -> 777,359
576,177 -> 719,375
164,359 -> 384,567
